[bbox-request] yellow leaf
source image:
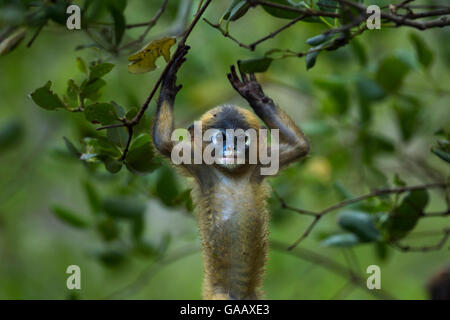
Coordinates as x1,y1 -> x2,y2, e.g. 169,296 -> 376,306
128,37 -> 176,74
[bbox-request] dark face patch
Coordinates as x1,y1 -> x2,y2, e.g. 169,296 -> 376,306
207,105 -> 251,131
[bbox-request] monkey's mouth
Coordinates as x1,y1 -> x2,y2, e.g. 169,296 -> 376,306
217,157 -> 238,165
216,150 -> 245,165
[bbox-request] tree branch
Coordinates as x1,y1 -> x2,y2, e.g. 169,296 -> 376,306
392,228 -> 450,252
277,182 -> 450,250
119,0 -> 169,50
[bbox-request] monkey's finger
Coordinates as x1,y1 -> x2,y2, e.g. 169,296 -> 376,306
229,65 -> 240,83
237,60 -> 249,83
249,73 -> 257,82
172,57 -> 187,71
227,73 -> 238,88
181,45 -> 190,56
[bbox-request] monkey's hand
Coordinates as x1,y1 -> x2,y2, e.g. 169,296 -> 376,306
160,45 -> 190,101
227,61 -> 272,107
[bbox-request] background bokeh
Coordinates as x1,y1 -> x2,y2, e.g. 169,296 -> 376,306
0,0 -> 449,299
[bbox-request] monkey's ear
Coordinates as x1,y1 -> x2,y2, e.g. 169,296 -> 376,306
188,124 -> 194,139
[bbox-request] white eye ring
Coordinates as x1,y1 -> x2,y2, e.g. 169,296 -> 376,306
245,133 -> 251,146
211,130 -> 224,145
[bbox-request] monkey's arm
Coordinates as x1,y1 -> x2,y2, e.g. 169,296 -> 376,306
227,62 -> 310,170
153,46 -> 212,185
152,46 -> 189,157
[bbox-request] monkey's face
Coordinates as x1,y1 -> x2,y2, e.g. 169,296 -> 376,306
208,128 -> 251,171
196,105 -> 261,173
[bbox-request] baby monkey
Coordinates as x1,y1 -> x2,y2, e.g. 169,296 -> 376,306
153,45 -> 309,299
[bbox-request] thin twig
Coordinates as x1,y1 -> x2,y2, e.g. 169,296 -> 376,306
280,182 -> 449,250
27,24 -> 44,48
336,0 -> 450,30
203,18 -> 253,50
392,228 -> 450,252
119,0 -> 169,50
248,14 -> 307,50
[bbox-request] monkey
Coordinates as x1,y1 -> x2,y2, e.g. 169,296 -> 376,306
152,45 -> 310,300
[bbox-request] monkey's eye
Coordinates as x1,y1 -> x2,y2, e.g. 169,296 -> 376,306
211,130 -> 225,145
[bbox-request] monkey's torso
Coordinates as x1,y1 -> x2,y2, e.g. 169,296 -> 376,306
190,170 -> 271,300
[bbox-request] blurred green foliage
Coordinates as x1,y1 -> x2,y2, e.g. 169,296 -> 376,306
0,0 -> 449,299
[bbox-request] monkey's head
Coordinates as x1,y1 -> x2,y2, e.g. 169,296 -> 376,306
191,105 -> 262,173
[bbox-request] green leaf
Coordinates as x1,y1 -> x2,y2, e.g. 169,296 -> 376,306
104,156 -> 123,173
374,242 -> 390,262
83,180 -> 102,214
375,56 -> 410,93
318,0 -> 338,13
125,133 -> 160,174
76,57 -> 87,73
89,63 -> 114,81
360,132 -> 395,163
102,197 -> 146,219
306,33 -> 332,46
356,75 -> 385,102
431,147 -> 450,163
109,6 -> 125,46
134,240 -> 157,257
384,189 -> 429,241
85,103 -> 118,125
262,0 -> 312,20
333,181 -> 353,200
63,79 -> 79,108
110,0 -> 128,12
51,205 -> 90,229
239,57 -> 273,73
96,218 -> 120,242
131,214 -> 145,241
46,1 -> 68,25
314,78 -> 349,114
63,136 -> 81,158
222,0 -> 251,21
80,78 -> 106,101
0,119 -> 24,151
81,137 -> 121,164
393,173 -> 406,187
107,126 -> 129,148
306,48 -> 320,70
321,233 -> 360,247
30,81 -> 66,110
125,108 -> 138,120
350,38 -> 367,66
338,210 -> 381,242
96,249 -> 127,267
409,33 -> 433,69
111,101 -> 126,116
393,95 -> 421,142
156,165 -> 180,207
173,189 -> 194,212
